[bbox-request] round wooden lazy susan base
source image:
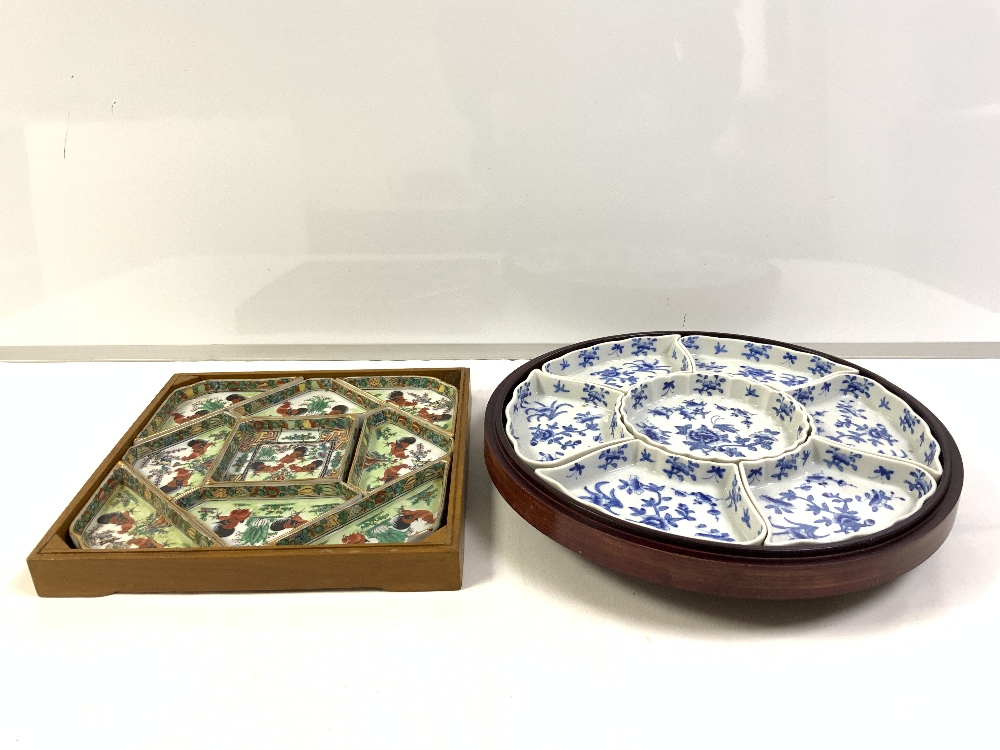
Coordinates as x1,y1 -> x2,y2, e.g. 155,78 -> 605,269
484,332 -> 964,600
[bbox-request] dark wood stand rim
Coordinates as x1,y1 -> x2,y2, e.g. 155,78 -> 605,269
484,331 -> 963,599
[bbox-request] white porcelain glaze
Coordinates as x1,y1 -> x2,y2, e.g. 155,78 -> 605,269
505,369 -> 627,468
620,373 -> 809,463
542,335 -> 693,392
739,436 -> 936,547
536,439 -> 765,545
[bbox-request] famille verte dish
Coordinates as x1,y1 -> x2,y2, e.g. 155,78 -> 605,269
485,332 -> 963,598
70,374 -> 458,551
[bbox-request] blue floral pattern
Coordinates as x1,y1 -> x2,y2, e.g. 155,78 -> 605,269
621,374 -> 808,462
505,370 -> 627,467
536,440 -> 765,544
789,373 -> 942,477
677,335 -> 855,391
518,336 -> 942,548
542,335 -> 694,391
739,437 -> 936,546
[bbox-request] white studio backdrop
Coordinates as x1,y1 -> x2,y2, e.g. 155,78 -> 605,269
2,1 -> 999,359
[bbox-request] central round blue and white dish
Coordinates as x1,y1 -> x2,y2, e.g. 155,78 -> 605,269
620,373 -> 809,463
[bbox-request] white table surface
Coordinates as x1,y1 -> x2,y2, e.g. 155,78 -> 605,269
1,358 -> 997,748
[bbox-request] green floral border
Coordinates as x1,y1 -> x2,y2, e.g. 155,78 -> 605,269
342,375 -> 458,431
276,460 -> 449,546
136,377 -> 298,441
345,407 -> 453,489
70,463 -> 222,549
231,378 -> 382,417
207,415 -> 358,485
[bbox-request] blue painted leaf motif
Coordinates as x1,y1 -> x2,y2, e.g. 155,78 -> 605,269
662,380 -> 676,393
791,385 -> 814,404
631,338 -> 657,356
866,489 -> 895,512
578,348 -> 600,368
696,528 -> 736,542
737,365 -> 776,383
771,398 -> 795,422
741,507 -> 751,528
694,375 -> 725,396
899,408 -> 919,434
808,356 -> 834,376
705,465 -> 726,481
745,467 -> 763,484
878,397 -> 891,410
680,335 -> 699,350
662,455 -> 699,481
559,359 -> 569,371
579,481 -> 624,514
872,465 -> 894,480
770,519 -> 829,541
783,352 -> 798,364
610,343 -> 625,354
581,383 -> 608,408
742,342 -> 772,362
840,375 -> 872,399
523,399 -> 572,423
923,442 -> 937,466
822,447 -> 860,472
778,373 -> 809,387
760,489 -> 799,515
771,454 -> 799,480
639,448 -> 653,463
713,342 -> 727,355
553,380 -> 570,394
631,388 -> 647,410
746,386 -> 760,398
696,360 -> 727,372
567,463 -> 585,477
904,470 -> 932,498
597,445 -> 628,471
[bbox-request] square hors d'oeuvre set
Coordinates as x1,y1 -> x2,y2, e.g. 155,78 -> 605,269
28,369 -> 469,596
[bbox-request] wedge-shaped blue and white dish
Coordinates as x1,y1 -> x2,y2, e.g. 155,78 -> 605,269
536,439 -> 766,545
788,373 -> 942,478
542,335 -> 693,391
505,370 -> 628,468
679,335 -> 856,389
621,373 -> 809,462
739,436 -> 937,547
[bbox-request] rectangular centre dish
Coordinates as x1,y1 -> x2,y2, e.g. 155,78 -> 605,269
26,367 -> 470,597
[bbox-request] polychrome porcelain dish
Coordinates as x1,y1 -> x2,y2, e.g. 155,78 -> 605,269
620,373 -> 809,462
344,375 -> 458,432
536,439 -> 765,544
789,373 -> 943,478
739,436 -> 937,547
542,335 -> 693,391
136,377 -> 299,441
499,332 -> 948,552
177,482 -> 360,546
70,464 -> 220,549
277,461 -> 450,546
347,407 -> 453,492
125,412 -> 237,501
208,416 -> 357,484
504,369 -> 627,468
234,378 -> 382,418
678,335 -> 854,389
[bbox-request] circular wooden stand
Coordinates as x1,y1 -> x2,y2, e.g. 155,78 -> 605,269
484,331 -> 964,599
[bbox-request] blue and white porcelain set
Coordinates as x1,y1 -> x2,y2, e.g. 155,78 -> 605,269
505,334 -> 942,548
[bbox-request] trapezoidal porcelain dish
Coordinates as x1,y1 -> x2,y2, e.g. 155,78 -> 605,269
484,331 -> 963,599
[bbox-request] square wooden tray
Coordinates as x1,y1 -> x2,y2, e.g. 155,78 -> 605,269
27,367 -> 470,597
